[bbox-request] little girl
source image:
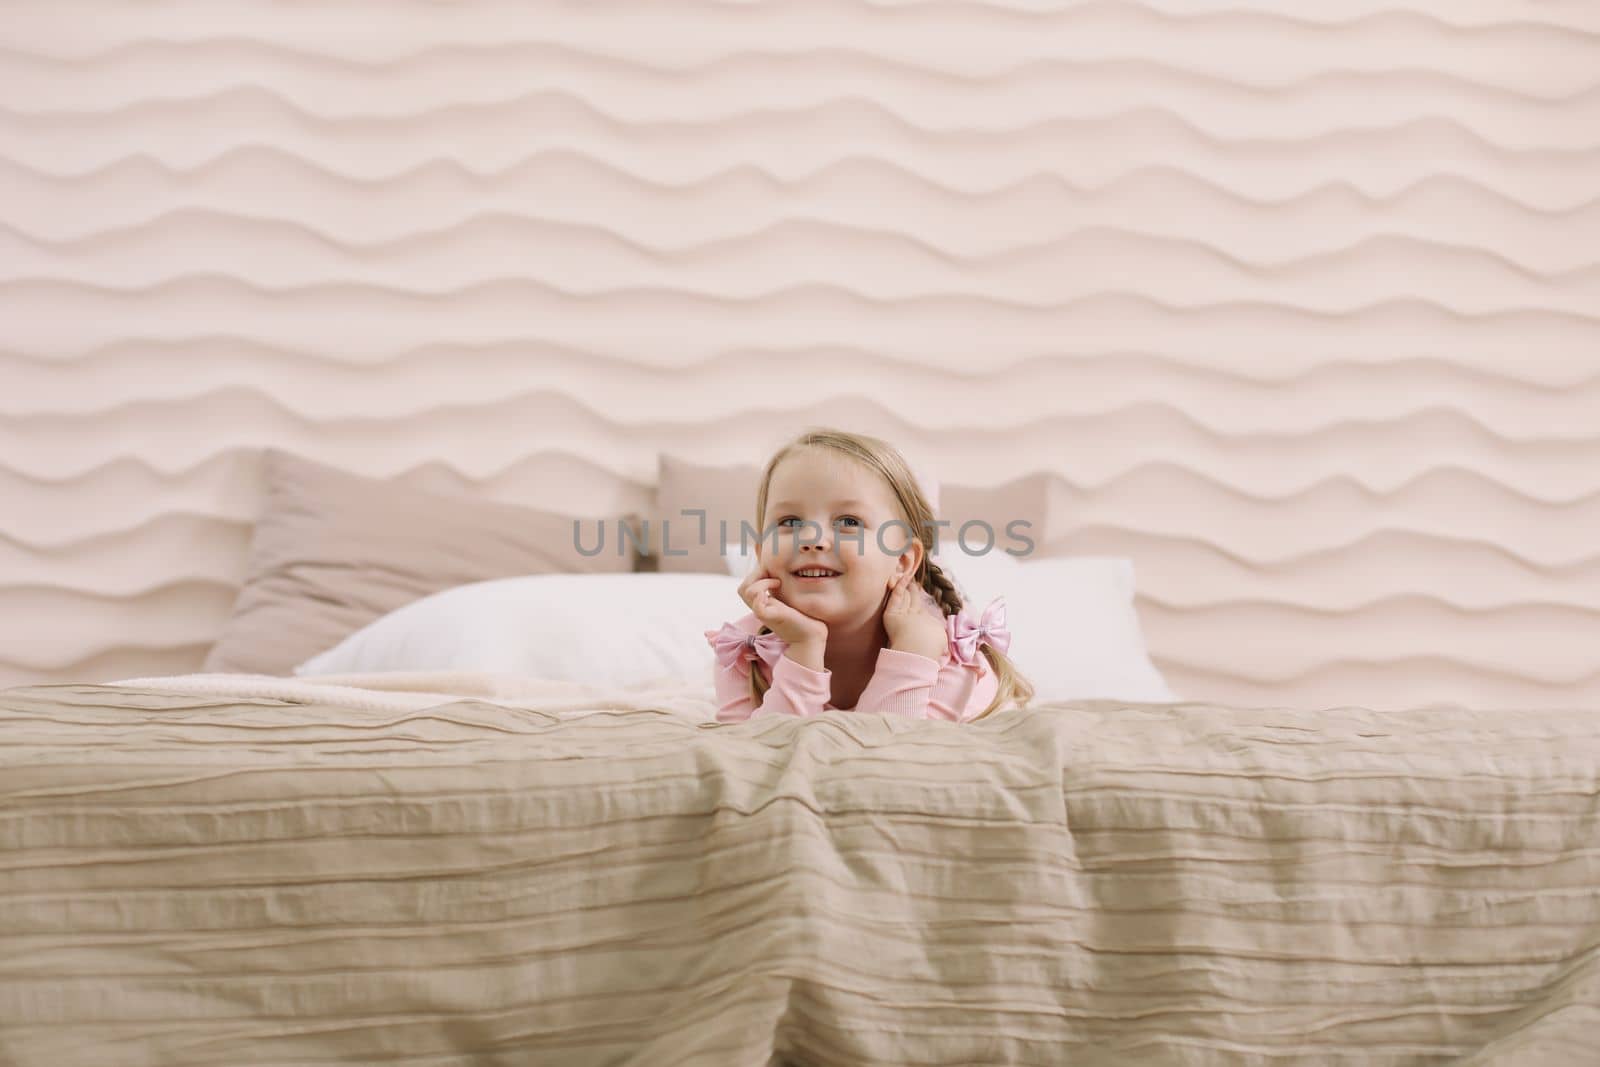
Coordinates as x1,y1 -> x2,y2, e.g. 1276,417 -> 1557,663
704,428 -> 1034,723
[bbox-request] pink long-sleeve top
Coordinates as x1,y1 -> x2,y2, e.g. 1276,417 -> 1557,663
707,611 -> 1000,723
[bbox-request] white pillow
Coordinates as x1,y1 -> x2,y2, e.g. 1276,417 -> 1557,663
295,573 -> 741,687
936,550 -> 1177,704
723,539 -> 1176,704
299,555 -> 1175,706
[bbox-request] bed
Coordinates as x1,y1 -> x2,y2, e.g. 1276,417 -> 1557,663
3,450 -> 1598,1065
3,659 -> 1598,1065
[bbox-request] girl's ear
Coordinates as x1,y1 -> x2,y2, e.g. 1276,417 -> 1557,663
898,537 -> 926,583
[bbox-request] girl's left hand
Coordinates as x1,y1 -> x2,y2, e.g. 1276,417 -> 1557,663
882,571 -> 949,663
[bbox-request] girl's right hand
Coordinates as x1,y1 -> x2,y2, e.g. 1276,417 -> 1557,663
739,562 -> 829,649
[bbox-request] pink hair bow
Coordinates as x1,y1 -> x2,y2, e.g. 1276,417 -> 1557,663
705,622 -> 787,677
946,596 -> 1011,667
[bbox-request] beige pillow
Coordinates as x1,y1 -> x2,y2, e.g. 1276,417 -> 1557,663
647,454 -> 1049,573
203,449 -> 637,676
648,456 -> 764,573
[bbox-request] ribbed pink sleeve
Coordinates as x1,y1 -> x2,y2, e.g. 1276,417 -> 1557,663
853,646 -> 1000,722
708,613 -> 1001,723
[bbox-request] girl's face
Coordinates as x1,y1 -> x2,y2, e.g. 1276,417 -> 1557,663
756,448 -> 922,628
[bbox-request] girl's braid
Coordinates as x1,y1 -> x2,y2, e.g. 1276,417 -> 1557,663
921,557 -> 965,618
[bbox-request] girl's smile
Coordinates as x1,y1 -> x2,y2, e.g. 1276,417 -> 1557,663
790,563 -> 843,588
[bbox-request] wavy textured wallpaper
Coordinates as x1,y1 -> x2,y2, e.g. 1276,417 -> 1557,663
2,1 -> 1598,708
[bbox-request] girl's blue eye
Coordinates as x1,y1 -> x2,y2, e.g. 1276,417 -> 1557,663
777,515 -> 862,528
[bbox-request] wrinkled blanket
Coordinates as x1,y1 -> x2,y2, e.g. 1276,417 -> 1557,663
1,674 -> 1597,1065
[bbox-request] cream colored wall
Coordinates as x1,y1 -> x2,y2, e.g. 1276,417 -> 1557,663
3,2 -> 1597,708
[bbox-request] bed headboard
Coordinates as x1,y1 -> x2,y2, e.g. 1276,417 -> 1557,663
5,1 -> 1596,709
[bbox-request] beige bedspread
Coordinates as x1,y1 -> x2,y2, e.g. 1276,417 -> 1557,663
1,675 -> 1596,1066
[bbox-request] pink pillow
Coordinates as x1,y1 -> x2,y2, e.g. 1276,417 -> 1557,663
203,450 -> 639,676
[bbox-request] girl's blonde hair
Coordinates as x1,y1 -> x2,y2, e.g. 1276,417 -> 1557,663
747,427 -> 1034,719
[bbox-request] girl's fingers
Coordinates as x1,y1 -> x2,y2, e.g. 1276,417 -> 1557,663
744,577 -> 779,607
756,592 -> 786,627
758,588 -> 787,618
